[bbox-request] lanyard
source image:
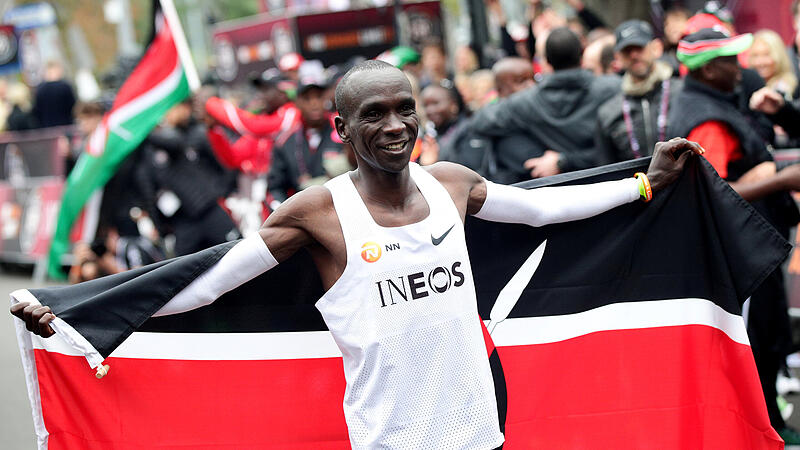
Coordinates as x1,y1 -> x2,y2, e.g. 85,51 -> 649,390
622,79 -> 671,158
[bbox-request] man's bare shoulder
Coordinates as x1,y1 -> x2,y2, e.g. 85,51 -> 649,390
265,185 -> 336,228
423,161 -> 483,187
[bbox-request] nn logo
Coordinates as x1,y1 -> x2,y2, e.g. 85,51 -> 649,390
361,242 -> 382,263
361,241 -> 401,263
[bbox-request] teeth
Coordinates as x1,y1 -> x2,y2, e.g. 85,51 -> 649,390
384,142 -> 405,150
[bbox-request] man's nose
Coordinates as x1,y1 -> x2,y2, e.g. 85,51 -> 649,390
383,112 -> 404,134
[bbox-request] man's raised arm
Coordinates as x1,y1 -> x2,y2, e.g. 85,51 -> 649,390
466,138 -> 704,224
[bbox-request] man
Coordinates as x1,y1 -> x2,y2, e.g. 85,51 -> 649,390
420,82 -> 492,174
137,100 -> 240,256
669,28 -> 800,444
471,27 -> 620,179
14,60 -> 700,448
581,34 -> 617,76
205,70 -> 301,175
597,20 -> 681,163
266,70 -> 348,205
492,57 -> 535,99
32,60 -> 76,128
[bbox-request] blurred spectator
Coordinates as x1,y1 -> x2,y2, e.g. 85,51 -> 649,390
597,20 -> 681,163
671,30 -> 800,444
68,225 -> 164,283
278,52 -> 305,83
420,38 -> 451,88
267,71 -> 348,205
0,78 -> 10,132
582,34 -> 618,75
206,71 -> 301,175
420,81 -> 492,173
467,69 -> 497,112
454,44 -> 479,78
788,0 -> 800,89
660,6 -> 690,76
66,101 -> 106,173
5,82 -> 37,131
32,60 -> 76,128
471,27 -> 620,179
749,30 -> 798,98
137,100 -> 240,256
492,57 -> 535,99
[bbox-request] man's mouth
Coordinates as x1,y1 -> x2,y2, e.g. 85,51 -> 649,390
382,141 -> 407,151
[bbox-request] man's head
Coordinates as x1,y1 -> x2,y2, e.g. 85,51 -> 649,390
421,83 -> 461,129
678,28 -> 753,93
545,27 -> 583,72
493,57 -> 535,98
582,34 -> 616,75
164,100 -> 193,128
334,60 -> 419,173
663,6 -> 690,47
614,20 -> 660,80
252,69 -> 290,114
74,101 -> 105,136
296,64 -> 329,129
421,38 -> 447,79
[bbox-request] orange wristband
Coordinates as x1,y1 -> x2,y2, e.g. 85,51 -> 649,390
634,172 -> 652,202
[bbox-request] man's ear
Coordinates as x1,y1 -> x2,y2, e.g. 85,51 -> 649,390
334,116 -> 350,143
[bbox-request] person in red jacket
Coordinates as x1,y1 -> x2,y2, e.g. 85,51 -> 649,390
205,70 -> 301,175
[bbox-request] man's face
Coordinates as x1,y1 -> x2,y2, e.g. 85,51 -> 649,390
664,12 -> 688,46
495,63 -> 535,98
336,69 -> 419,174
421,86 -> 457,129
296,87 -> 326,128
704,55 -> 741,93
619,43 -> 655,80
258,85 -> 286,114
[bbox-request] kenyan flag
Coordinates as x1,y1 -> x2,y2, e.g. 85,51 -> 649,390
47,9 -> 190,278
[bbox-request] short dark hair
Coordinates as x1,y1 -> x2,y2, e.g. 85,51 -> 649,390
334,59 -> 399,119
600,43 -> 616,73
545,27 -> 583,71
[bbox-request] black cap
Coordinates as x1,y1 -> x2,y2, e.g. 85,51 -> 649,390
251,68 -> 287,88
614,20 -> 654,52
297,62 -> 329,95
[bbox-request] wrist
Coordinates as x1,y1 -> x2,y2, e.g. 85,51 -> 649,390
635,172 -> 653,202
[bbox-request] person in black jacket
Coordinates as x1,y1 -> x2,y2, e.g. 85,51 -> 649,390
136,100 -> 240,256
419,82 -> 493,175
670,29 -> 800,444
596,20 -> 683,164
32,61 -> 75,128
471,27 -> 619,179
267,74 -> 348,205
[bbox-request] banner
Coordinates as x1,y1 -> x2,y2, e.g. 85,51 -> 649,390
14,158 -> 787,448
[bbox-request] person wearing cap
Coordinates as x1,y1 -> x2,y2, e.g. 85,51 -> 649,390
670,28 -> 800,444
205,70 -> 302,176
596,20 -> 682,163
267,66 -> 348,206
470,27 -> 619,179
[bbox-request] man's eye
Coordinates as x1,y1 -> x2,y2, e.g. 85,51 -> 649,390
400,105 -> 416,115
363,111 -> 381,120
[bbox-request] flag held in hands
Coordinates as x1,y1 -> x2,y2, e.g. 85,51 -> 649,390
16,157 -> 789,449
47,2 -> 191,279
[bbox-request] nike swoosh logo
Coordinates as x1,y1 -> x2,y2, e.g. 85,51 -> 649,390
431,224 -> 456,246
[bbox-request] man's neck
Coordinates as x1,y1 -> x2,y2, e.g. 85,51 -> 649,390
352,165 -> 416,209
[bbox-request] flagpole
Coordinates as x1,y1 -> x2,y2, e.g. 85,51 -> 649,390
158,0 -> 201,92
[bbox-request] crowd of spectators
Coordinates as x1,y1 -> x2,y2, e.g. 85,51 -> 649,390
5,0 -> 800,440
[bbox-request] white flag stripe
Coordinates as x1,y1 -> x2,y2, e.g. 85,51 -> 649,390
489,297 -> 750,347
31,298 -> 749,361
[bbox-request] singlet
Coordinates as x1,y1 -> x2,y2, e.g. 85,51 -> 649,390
318,163 -> 504,449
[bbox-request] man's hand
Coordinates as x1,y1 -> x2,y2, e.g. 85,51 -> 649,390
10,302 -> 56,338
524,150 -> 561,178
646,138 -> 705,192
749,87 -> 785,115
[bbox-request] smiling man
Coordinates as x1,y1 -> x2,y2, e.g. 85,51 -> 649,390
13,60 -> 701,449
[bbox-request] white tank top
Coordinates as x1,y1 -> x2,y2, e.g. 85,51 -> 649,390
318,163 -> 504,449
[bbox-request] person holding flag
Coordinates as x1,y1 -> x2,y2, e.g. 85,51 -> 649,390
47,0 -> 199,279
15,60 -> 704,448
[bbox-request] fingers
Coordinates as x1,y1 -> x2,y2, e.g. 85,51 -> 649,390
10,302 -> 56,337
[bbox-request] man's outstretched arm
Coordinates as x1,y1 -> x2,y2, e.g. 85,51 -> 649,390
11,186 -> 328,336
464,138 -> 704,223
